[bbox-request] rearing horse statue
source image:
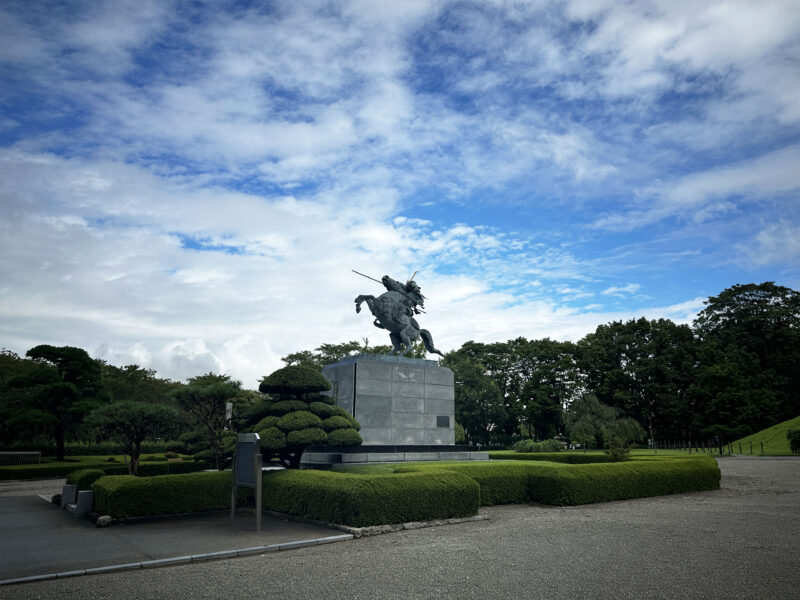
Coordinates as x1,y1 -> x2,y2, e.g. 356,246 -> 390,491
355,275 -> 444,357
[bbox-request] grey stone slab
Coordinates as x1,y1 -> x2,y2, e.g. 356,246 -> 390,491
425,367 -> 454,386
403,452 -> 439,461
438,452 -> 473,460
359,427 -> 393,444
366,453 -> 406,462
356,361 -> 394,381
339,453 -> 370,463
355,394 -> 392,412
393,381 -> 425,398
392,428 -> 425,445
392,412 -> 424,429
60,485 -> 77,508
355,411 -> 391,428
356,378 -> 393,396
425,398 -> 454,414
75,490 -> 93,518
393,365 -> 425,382
316,534 -> 354,544
425,384 -> 454,400
392,396 -> 424,413
300,453 -> 342,464
424,429 -> 454,445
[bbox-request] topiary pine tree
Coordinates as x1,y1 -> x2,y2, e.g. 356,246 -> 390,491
248,365 -> 362,468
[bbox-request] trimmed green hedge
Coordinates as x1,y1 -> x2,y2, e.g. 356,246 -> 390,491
525,459 -> 721,505
437,456 -> 720,506
0,459 -> 210,481
92,472 -> 236,518
91,469 -> 480,525
489,451 -> 613,464
66,468 -> 106,491
0,462 -> 113,480
261,469 -> 480,527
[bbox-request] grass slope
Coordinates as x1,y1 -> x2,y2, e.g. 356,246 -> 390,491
732,415 -> 800,456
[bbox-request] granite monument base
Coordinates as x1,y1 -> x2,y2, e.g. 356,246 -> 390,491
311,353 -> 488,466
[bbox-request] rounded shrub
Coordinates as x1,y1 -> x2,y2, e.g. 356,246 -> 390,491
269,400 -> 309,416
255,415 -> 280,430
327,428 -> 363,447
66,468 -> 106,490
321,415 -> 352,432
259,365 -> 331,395
259,427 -> 287,450
332,407 -> 361,430
309,402 -> 337,419
277,411 -> 323,432
287,428 -> 327,446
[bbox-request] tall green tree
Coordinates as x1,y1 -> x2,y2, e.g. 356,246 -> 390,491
691,282 -> 800,439
577,318 -> 698,442
172,373 -> 242,470
442,353 -> 506,445
7,345 -> 105,460
87,401 -> 178,475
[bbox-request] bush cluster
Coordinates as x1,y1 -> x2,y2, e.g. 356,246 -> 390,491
66,468 -> 106,491
92,472 -> 236,518
246,365 -> 363,468
787,429 -> 800,454
261,469 -> 480,526
444,456 -> 720,506
490,452 -> 613,464
512,439 -> 564,453
0,458 -> 211,481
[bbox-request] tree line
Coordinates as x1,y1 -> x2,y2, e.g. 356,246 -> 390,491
1,281 -> 797,461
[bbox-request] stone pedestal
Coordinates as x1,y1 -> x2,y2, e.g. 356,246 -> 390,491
321,354 -> 455,446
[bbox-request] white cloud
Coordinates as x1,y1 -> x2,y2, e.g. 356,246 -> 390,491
602,283 -> 641,297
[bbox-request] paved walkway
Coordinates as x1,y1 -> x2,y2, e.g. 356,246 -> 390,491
2,457 -> 799,599
0,483 -> 348,583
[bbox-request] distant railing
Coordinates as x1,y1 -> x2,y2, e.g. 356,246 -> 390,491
0,451 -> 42,466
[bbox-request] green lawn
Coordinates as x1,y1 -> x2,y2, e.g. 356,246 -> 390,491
732,415 -> 800,456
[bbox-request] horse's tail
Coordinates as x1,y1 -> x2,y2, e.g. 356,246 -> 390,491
420,329 -> 445,357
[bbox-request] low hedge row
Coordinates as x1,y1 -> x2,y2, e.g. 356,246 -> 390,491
91,469 -> 481,525
93,472 -> 236,518
0,459 -> 211,481
488,452 -> 613,464
261,470 -> 480,527
66,468 -> 106,491
88,456 -> 719,523
435,457 -> 720,505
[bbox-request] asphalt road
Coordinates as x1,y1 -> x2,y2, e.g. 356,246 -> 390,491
5,457 -> 799,600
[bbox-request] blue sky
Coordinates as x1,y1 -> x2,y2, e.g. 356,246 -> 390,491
1,1 -> 798,387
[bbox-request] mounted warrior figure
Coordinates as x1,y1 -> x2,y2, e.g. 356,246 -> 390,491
354,272 -> 445,357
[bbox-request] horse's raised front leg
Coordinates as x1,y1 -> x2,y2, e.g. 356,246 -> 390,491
355,295 -> 375,314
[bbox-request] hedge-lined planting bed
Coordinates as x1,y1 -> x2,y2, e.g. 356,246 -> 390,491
91,469 -> 481,525
0,459 -> 210,480
66,468 -> 106,491
89,456 -> 719,524
93,472 -> 235,518
261,469 -> 480,527
418,456 -> 720,506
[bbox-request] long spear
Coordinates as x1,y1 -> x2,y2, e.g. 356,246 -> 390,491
351,270 -> 382,284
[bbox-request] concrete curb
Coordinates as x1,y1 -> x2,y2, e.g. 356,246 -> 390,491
263,509 -> 490,538
0,534 -> 353,586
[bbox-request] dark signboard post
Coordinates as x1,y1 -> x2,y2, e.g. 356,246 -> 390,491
230,432 -> 263,531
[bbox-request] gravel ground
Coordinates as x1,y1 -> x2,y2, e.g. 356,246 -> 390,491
6,457 -> 799,600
